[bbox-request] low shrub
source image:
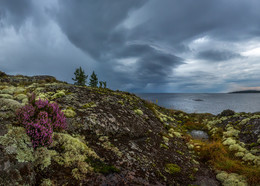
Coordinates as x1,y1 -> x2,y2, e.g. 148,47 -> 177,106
219,109 -> 235,117
16,93 -> 66,148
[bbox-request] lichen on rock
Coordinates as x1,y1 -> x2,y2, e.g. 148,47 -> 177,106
134,109 -> 143,116
165,163 -> 181,174
62,109 -> 76,118
0,126 -> 35,163
52,133 -> 99,178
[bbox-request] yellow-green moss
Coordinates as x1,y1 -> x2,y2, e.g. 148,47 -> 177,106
223,126 -> 240,137
82,102 -> 97,109
187,143 -> 194,150
40,178 -> 53,186
0,126 -> 34,163
36,93 -> 48,101
52,133 -> 99,168
34,147 -> 58,170
223,138 -> 236,146
176,150 -> 184,155
22,98 -> 28,105
242,153 -> 260,166
156,111 -> 175,123
62,109 -> 76,118
216,171 -> 248,186
51,90 -> 66,99
134,109 -> 143,116
192,159 -> 200,165
160,143 -> 169,149
50,133 -> 101,180
0,111 -> 15,119
165,163 -> 181,174
99,136 -> 122,157
14,87 -> 26,94
168,128 -> 182,138
72,161 -> 94,180
0,98 -> 22,111
228,144 -> 246,152
0,94 -> 13,99
0,86 -> 16,94
14,93 -> 27,101
162,136 -> 169,145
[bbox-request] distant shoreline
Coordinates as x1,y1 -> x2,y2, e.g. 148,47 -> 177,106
229,90 -> 260,93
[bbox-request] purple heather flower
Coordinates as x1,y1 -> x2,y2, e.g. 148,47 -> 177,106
16,94 -> 66,148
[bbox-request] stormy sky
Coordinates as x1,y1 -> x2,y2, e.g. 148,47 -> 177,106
1,0 -> 260,93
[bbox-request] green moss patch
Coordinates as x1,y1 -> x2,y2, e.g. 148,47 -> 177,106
62,109 -> 76,118
0,126 -> 34,162
82,102 -> 97,109
165,163 -> 181,174
86,158 -> 120,175
134,109 -> 143,116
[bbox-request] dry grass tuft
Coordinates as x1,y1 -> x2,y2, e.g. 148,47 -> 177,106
197,140 -> 260,185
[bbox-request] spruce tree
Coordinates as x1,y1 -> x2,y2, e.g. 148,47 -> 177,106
99,81 -> 103,88
89,71 -> 98,87
72,67 -> 88,86
103,81 -> 107,88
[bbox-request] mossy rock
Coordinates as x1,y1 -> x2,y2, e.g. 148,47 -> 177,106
216,171 -> 248,186
0,94 -> 13,99
62,109 -> 76,118
14,93 -> 27,101
0,98 -> 22,111
0,126 -> 34,163
82,102 -> 97,108
0,86 -> 16,94
52,133 -> 99,167
40,178 -> 53,186
51,90 -> 66,99
134,109 -> 143,116
165,163 -> 181,174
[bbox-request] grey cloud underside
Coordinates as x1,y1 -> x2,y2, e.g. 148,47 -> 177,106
131,0 -> 260,44
53,0 -> 185,90
0,0 -> 33,28
119,44 -> 183,81
55,0 -> 147,59
196,50 -> 242,62
97,44 -> 184,92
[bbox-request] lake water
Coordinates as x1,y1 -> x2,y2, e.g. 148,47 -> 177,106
136,93 -> 260,115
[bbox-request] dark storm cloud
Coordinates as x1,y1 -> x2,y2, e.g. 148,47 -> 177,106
54,0 -> 147,59
95,43 -> 184,91
0,0 -> 33,28
1,0 -> 260,92
196,50 -> 242,62
130,0 -> 260,44
120,44 -> 183,82
52,0 -> 186,91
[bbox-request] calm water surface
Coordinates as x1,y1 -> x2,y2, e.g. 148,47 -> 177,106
136,93 -> 260,115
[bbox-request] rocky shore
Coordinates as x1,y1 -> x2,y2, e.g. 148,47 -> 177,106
0,72 -> 259,186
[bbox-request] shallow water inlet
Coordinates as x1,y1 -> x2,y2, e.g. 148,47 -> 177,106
189,130 -> 209,140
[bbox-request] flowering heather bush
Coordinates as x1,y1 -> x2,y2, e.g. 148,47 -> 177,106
16,93 -> 66,148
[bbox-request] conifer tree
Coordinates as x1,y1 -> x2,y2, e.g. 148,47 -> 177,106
103,81 -> 107,88
72,67 -> 88,86
99,81 -> 103,88
89,71 -> 98,87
